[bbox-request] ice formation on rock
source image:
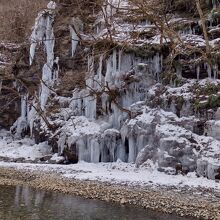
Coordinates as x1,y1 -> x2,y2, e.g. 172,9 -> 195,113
47,1 -> 56,9
54,49 -> 220,178
70,26 -> 79,57
54,46 -> 164,161
70,18 -> 83,57
11,95 -> 28,137
12,1 -> 58,136
6,0 -> 220,181
29,2 -> 56,65
30,1 -> 58,110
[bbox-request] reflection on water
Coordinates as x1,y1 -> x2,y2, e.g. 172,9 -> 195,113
0,185 -> 191,220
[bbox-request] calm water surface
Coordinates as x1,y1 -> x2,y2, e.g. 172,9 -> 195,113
0,185 -> 192,220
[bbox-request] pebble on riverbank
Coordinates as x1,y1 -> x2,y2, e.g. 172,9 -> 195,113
0,167 -> 219,220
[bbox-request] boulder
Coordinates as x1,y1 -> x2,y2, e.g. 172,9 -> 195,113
135,145 -> 156,168
197,159 -> 220,180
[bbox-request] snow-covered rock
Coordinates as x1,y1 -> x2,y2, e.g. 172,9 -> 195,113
205,120 -> 220,140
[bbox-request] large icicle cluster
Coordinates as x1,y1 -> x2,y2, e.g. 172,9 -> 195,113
44,0 -> 220,180
30,1 -> 58,110
53,48 -> 163,163
12,1 -> 58,137
30,1 -> 56,66
70,50 -> 161,126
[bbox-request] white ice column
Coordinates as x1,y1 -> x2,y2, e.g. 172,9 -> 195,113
27,102 -> 37,137
153,53 -> 162,80
29,2 -> 56,65
21,95 -> 28,120
196,65 -> 200,80
128,136 -> 136,163
213,64 -> 218,80
105,55 -> 113,85
29,2 -> 58,110
70,26 -> 79,57
40,64 -> 53,110
97,54 -> 104,84
84,95 -> 97,119
205,63 -> 212,79
90,139 -> 100,163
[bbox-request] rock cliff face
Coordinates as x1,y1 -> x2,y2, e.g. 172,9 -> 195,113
0,43 -> 24,129
1,0 -> 220,180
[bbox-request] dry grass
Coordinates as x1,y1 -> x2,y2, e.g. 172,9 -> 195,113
0,0 -> 47,43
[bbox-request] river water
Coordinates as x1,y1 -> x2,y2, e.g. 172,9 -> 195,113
0,185 -> 192,220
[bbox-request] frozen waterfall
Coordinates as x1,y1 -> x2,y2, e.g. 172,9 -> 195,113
12,1 -> 58,137
30,1 -> 58,110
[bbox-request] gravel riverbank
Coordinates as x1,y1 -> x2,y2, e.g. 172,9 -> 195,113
0,166 -> 219,220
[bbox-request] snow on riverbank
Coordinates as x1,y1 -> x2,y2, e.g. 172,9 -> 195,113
0,131 -> 51,160
0,142 -> 50,161
0,160 -> 219,192
0,130 -> 219,193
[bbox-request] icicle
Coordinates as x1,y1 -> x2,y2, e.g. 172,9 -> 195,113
137,135 -> 146,153
97,54 -> 104,83
27,104 -> 37,137
47,1 -> 56,9
102,129 -> 121,162
105,55 -> 113,85
196,65 -> 200,80
29,3 -> 56,65
212,0 -> 217,9
90,139 -> 100,163
40,64 -> 53,110
78,138 -> 89,162
140,19 -> 151,26
70,26 -> 79,57
84,94 -> 96,119
11,95 -> 28,137
113,49 -> 117,74
213,64 -> 218,80
58,133 -> 67,155
29,42 -> 37,66
44,18 -> 55,64
207,63 -> 212,79
21,95 -> 27,120
103,0 -> 124,18
118,49 -> 122,72
117,141 -> 126,162
108,104 -> 124,129
0,80 -> 2,94
88,54 -> 94,74
153,53 -> 162,80
128,136 -> 136,163
70,17 -> 83,57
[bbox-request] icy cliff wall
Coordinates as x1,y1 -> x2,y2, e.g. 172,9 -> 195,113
6,0 -> 220,180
